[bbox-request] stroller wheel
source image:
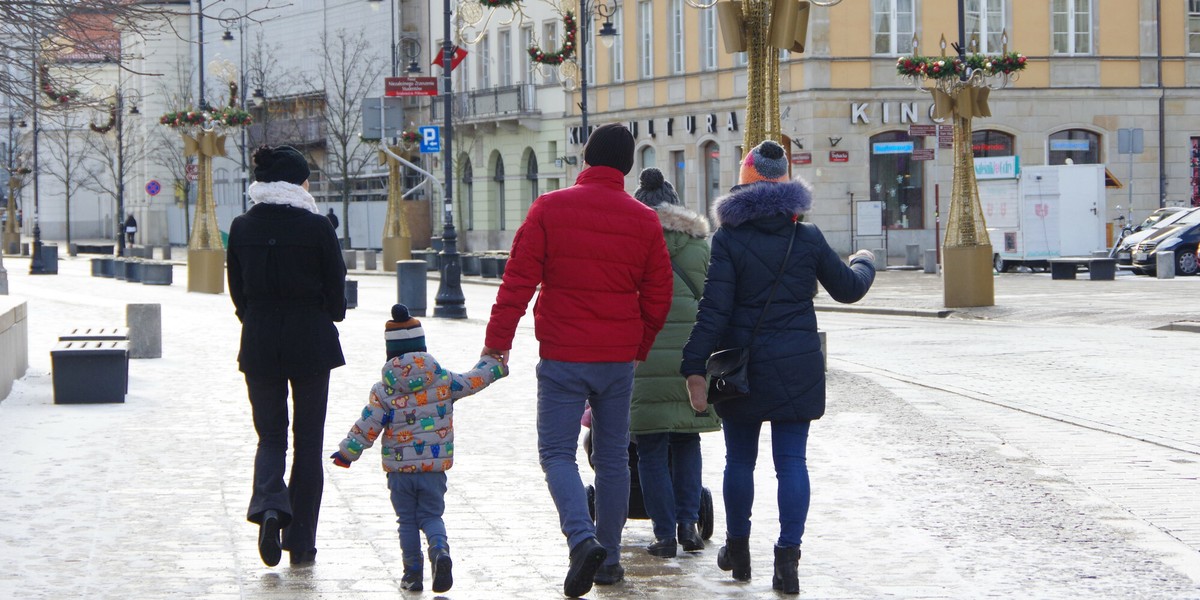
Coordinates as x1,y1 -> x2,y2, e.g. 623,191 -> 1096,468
586,484 -> 597,524
699,487 -> 714,540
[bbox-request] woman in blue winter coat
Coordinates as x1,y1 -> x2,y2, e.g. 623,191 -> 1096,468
681,140 -> 876,594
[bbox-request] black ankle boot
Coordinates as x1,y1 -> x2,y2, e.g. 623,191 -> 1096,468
716,535 -> 751,581
429,545 -> 453,593
772,544 -> 800,594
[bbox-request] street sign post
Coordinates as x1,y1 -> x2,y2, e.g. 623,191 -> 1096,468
361,96 -> 407,140
385,77 -> 439,97
145,180 -> 161,196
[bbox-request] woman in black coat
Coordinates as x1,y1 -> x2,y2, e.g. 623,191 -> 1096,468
227,145 -> 346,567
681,141 -> 875,593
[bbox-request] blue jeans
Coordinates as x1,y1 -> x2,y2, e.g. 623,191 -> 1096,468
635,432 -> 702,541
722,419 -> 811,547
537,359 -> 635,566
387,471 -> 449,572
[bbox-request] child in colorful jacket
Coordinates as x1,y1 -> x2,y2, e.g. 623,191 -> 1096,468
330,304 -> 507,593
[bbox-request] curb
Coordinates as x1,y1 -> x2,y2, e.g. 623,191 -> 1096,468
815,304 -> 953,319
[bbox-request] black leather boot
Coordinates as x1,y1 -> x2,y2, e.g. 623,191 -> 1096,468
716,535 -> 751,581
772,544 -> 800,594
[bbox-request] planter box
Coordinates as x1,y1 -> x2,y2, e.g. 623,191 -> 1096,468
51,340 -> 129,404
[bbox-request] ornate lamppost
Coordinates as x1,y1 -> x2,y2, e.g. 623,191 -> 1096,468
160,62 -> 252,294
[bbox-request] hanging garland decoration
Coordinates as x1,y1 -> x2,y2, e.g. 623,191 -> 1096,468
90,104 -> 117,134
896,52 -> 1027,80
39,64 -> 80,104
159,106 -> 253,129
528,10 -> 576,65
400,130 -> 421,144
479,0 -> 520,6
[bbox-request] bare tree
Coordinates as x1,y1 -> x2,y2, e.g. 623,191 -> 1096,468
1,2 -> 290,110
243,31 -> 303,150
317,28 -> 384,245
83,103 -> 152,244
42,109 -> 99,245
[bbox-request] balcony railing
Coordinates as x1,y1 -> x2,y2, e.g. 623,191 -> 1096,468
246,116 -> 326,148
430,83 -> 538,122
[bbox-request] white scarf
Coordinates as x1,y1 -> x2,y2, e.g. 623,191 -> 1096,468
247,181 -> 320,214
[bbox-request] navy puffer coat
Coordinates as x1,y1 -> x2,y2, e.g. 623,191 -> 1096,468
680,179 -> 875,423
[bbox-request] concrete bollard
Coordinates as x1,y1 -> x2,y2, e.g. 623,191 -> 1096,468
126,303 -> 162,359
905,244 -> 920,267
1156,251 -> 1175,279
480,256 -> 499,278
364,250 -> 377,271
161,245 -> 172,260
872,248 -> 887,268
924,249 -> 938,274
342,250 -> 357,270
396,260 -> 428,317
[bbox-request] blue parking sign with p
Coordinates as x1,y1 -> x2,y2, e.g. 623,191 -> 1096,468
419,126 -> 441,154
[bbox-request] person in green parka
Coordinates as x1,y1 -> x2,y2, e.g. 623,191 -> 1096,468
629,168 -> 721,559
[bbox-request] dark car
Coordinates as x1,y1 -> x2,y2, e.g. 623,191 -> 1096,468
1130,216 -> 1200,275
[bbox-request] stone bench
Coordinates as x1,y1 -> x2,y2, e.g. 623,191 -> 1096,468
140,261 -> 173,285
91,257 -> 115,278
1049,257 -> 1117,281
50,340 -> 129,404
59,326 -> 129,342
75,243 -> 115,255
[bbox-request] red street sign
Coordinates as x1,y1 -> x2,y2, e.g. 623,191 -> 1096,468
385,77 -> 438,97
912,148 -> 936,161
790,152 -> 812,165
908,124 -> 936,136
829,150 -> 849,163
938,124 -> 954,149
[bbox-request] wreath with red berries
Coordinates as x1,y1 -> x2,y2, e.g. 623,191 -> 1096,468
90,104 -> 117,134
528,10 -> 576,65
39,64 -> 80,104
400,130 -> 421,144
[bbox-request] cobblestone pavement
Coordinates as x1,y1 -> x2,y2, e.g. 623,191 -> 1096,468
0,256 -> 1198,599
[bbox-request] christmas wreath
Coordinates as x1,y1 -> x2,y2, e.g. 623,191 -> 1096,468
90,104 -> 117,134
400,130 -> 421,144
896,52 -> 1026,80
528,10 -> 576,65
159,106 -> 253,128
39,64 -> 80,104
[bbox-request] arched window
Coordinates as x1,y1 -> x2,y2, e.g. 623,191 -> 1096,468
461,158 -> 474,231
972,129 -> 1015,158
525,150 -> 539,212
869,130 -> 925,229
1049,129 -> 1101,165
639,146 -> 656,171
494,155 -> 506,230
702,141 -> 720,215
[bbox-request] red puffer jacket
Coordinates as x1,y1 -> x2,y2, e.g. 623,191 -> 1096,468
485,166 -> 674,362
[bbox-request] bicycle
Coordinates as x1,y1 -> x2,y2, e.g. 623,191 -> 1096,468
1109,205 -> 1135,258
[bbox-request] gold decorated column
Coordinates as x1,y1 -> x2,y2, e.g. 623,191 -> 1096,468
184,130 -> 227,294
380,146 -> 413,268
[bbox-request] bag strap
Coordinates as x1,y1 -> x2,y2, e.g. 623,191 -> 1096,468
750,221 -> 798,340
671,261 -> 702,300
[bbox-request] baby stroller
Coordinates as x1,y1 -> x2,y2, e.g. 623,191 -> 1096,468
581,427 -> 715,541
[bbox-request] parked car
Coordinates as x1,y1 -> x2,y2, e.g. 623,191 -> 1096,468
1130,216 -> 1200,275
1114,207 -> 1198,265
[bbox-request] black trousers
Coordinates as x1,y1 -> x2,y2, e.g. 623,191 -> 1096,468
245,370 -> 330,553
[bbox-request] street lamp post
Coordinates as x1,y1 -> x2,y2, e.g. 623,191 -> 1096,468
220,9 -> 250,213
434,0 -> 465,318
576,1 -> 617,146
29,27 -> 47,275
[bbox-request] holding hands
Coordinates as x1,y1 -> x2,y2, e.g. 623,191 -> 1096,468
480,346 -> 510,367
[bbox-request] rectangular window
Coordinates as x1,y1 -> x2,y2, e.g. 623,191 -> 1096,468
671,150 -> 686,207
478,33 -> 491,89
1052,0 -> 1092,55
735,52 -> 748,67
520,26 -> 534,83
586,28 -> 596,84
499,29 -> 512,87
638,1 -> 653,79
670,0 -> 685,74
702,7 -> 718,70
611,5 -> 624,82
542,22 -> 558,83
872,0 -> 915,55
962,0 -> 1007,54
1189,0 -> 1200,54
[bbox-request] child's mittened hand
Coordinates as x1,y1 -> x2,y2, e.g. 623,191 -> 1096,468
330,451 -> 351,468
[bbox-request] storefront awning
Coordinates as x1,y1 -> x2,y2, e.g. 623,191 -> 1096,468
1105,168 -> 1123,189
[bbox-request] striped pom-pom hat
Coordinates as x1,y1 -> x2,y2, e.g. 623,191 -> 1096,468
385,304 -> 426,358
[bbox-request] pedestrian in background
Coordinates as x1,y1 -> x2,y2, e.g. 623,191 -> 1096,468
482,123 -> 674,598
330,304 -> 507,593
124,213 -> 137,246
681,140 -> 876,594
629,167 -> 720,559
227,144 -> 347,568
326,208 -> 338,231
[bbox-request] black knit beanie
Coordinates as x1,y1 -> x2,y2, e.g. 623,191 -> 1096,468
582,123 -> 635,175
253,145 -> 310,186
634,168 -> 680,207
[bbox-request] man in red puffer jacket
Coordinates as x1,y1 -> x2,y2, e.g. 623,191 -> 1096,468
482,123 -> 673,597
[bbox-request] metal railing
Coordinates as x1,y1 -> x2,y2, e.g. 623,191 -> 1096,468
430,83 -> 538,121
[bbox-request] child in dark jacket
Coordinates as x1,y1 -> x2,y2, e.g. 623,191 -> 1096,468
331,304 -> 507,592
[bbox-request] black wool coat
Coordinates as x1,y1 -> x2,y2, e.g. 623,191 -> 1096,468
680,180 -> 875,423
227,202 -> 347,377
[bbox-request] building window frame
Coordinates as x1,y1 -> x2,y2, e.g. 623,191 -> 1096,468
872,0 -> 915,56
1048,128 -> 1101,165
670,0 -> 685,74
702,7 -> 718,70
1189,0 -> 1200,55
478,32 -> 491,89
701,140 -> 721,216
869,130 -> 925,230
498,29 -> 513,87
1051,0 -> 1093,55
972,129 -> 1015,158
610,3 -> 625,82
520,26 -> 535,84
965,0 -> 1007,53
638,0 -> 654,79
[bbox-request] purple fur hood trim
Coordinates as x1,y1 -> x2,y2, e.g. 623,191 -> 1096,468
711,179 -> 813,228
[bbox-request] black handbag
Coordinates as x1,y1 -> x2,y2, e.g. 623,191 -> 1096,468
705,222 -> 798,404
